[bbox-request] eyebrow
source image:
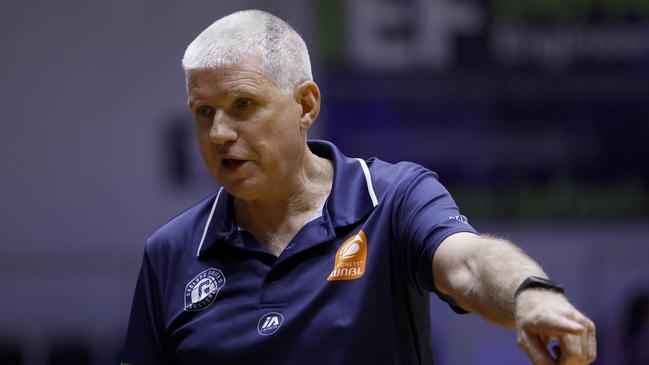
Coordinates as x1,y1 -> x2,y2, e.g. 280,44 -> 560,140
187,98 -> 203,108
187,87 -> 263,108
229,87 -> 259,98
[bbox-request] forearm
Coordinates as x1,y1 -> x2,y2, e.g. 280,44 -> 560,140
434,233 -> 547,328
434,232 -> 597,364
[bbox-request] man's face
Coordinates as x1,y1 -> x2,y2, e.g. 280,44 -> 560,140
186,59 -> 308,201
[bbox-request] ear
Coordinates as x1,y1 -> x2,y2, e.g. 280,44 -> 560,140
294,81 -> 321,133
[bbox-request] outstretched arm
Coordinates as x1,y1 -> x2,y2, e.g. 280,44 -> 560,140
433,232 -> 596,365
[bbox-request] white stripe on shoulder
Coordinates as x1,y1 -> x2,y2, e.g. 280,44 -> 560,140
196,187 -> 224,257
356,158 -> 378,207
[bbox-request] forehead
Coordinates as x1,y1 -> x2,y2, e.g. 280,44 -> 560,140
186,59 -> 276,101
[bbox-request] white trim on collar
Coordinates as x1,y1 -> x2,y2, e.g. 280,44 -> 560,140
196,187 -> 224,257
197,157 -> 375,257
356,158 -> 378,207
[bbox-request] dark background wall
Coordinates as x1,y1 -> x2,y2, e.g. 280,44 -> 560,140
1,1 -> 648,364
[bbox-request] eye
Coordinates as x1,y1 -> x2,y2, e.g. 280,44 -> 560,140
196,105 -> 214,117
235,98 -> 254,109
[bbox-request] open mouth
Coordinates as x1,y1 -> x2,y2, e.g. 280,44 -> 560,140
222,159 -> 247,169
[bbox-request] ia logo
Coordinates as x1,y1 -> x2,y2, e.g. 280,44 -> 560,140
257,312 -> 284,336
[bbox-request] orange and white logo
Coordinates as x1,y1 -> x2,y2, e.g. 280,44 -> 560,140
327,230 -> 367,281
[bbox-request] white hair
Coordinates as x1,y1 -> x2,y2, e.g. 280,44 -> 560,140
182,9 -> 313,92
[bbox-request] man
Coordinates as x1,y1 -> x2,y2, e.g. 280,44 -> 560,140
122,9 -> 596,365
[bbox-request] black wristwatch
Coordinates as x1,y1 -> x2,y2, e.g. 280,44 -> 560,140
514,276 -> 565,301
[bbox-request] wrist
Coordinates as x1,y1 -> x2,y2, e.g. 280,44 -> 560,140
514,288 -> 568,322
513,276 -> 564,306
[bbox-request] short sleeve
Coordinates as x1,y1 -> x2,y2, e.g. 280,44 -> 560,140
121,249 -> 175,365
392,167 -> 478,312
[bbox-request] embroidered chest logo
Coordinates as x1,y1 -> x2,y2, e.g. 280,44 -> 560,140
184,268 -> 225,312
327,230 -> 368,281
257,312 -> 284,335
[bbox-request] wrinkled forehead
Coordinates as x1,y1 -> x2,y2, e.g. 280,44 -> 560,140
187,57 -> 263,84
185,63 -> 287,106
185,61 -> 291,103
186,54 -> 272,84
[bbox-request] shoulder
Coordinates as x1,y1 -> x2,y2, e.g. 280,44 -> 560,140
366,158 -> 437,181
144,192 -> 218,262
365,158 -> 441,200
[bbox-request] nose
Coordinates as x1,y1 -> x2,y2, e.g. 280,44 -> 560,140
209,110 -> 238,145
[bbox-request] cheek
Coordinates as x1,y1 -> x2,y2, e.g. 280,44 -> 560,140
254,135 -> 296,173
250,104 -> 303,166
195,133 -> 219,170
196,134 -> 212,157
276,121 -> 303,146
194,125 -> 210,148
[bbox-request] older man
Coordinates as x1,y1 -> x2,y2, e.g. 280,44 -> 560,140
122,9 -> 596,365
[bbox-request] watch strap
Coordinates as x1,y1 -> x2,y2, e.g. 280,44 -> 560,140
514,276 -> 565,300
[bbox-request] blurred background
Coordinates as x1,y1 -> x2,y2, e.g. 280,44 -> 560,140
1,0 -> 648,364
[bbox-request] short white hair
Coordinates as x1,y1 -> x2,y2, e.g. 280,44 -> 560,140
182,9 -> 313,92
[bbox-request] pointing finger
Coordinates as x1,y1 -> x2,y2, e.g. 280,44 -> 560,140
558,333 -> 584,365
586,321 -> 597,362
518,330 -> 557,365
579,327 -> 589,364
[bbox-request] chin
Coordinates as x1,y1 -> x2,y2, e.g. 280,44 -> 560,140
220,179 -> 263,201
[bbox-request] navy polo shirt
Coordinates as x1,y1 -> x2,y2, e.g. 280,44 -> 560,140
122,140 -> 477,365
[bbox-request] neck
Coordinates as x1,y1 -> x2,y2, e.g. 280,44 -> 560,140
234,147 -> 333,254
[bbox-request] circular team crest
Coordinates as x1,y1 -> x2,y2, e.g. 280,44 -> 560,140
184,268 -> 225,312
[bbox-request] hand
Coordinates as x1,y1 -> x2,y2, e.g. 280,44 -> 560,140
514,289 -> 596,365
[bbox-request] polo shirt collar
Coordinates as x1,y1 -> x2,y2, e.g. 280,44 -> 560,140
307,140 -> 378,227
197,140 -> 378,257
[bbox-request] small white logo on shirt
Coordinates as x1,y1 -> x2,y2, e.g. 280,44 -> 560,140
184,268 -> 225,312
257,312 -> 284,335
449,215 -> 469,224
